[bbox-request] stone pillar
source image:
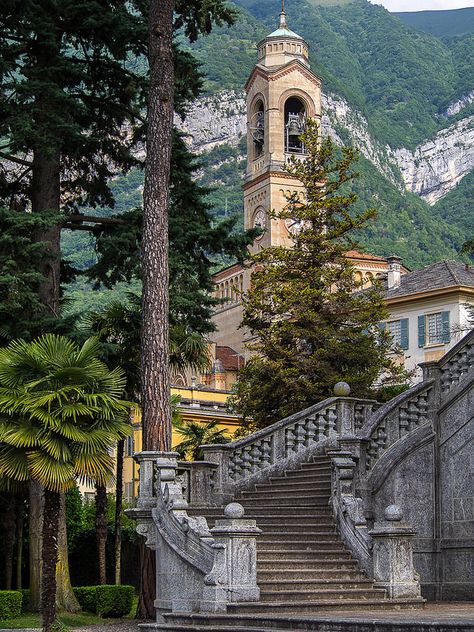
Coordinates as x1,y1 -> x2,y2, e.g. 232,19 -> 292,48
206,503 -> 261,604
200,445 -> 232,504
369,505 -> 422,600
135,451 -> 162,508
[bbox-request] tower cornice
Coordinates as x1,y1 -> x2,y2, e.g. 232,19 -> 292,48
245,59 -> 322,94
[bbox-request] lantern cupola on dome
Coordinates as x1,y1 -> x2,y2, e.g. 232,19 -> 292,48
257,1 -> 309,68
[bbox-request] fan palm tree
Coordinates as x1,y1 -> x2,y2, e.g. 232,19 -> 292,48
173,418 -> 231,461
0,334 -> 131,632
86,294 -> 211,584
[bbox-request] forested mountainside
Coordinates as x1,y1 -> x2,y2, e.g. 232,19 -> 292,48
62,0 -> 474,296
395,7 -> 474,38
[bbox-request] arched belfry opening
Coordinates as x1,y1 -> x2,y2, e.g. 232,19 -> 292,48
284,96 -> 306,154
249,99 -> 265,158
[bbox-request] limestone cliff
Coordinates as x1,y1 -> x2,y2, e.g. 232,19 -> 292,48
176,90 -> 474,206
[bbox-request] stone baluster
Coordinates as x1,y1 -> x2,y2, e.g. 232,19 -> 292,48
200,445 -> 232,505
179,461 -> 219,508
203,503 -> 261,608
369,505 -> 422,600
135,451 -> 161,509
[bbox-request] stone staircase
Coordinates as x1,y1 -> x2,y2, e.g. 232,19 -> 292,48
151,454 -> 423,630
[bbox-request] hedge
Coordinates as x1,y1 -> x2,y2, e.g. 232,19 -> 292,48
73,585 -> 134,618
0,590 -> 22,620
20,589 -> 30,613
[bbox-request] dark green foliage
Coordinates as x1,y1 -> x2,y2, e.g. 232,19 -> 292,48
432,169 -> 474,245
0,0 -> 148,210
73,585 -> 133,617
65,486 -> 84,550
0,590 -> 22,619
86,132 -> 256,334
173,419 -> 231,460
230,122 -> 405,427
395,7 -> 474,38
73,587 -> 97,614
95,584 -> 134,617
20,589 -> 30,613
0,208 -> 59,343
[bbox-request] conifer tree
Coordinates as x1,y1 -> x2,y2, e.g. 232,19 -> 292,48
231,121 -> 403,428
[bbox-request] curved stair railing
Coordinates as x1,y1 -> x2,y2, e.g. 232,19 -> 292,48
200,397 -> 378,503
437,328 -> 474,397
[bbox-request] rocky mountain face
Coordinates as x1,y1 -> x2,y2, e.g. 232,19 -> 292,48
177,90 -> 474,206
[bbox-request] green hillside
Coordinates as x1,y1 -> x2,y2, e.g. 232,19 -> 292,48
395,7 -> 474,38
182,0 -> 472,149
432,170 -> 474,242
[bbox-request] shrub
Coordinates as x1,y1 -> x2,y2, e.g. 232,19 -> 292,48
96,585 -> 134,618
0,590 -> 22,620
73,585 -> 134,617
20,589 -> 30,612
73,586 -> 97,613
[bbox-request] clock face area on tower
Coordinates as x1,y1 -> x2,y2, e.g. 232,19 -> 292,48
253,208 -> 267,238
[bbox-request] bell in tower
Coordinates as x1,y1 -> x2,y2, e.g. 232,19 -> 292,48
285,97 -> 306,154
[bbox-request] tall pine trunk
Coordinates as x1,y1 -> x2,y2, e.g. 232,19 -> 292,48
95,484 -> 108,585
138,0 -> 175,619
41,490 -> 60,632
114,439 -> 125,584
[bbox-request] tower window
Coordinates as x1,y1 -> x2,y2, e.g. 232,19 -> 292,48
249,100 -> 265,158
285,96 -> 306,154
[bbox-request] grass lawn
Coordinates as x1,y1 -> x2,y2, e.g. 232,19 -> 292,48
1,596 -> 139,629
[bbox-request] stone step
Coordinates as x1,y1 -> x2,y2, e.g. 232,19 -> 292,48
228,598 -> 425,615
240,495 -> 330,504
258,539 -> 344,549
259,529 -> 336,537
257,558 -> 359,569
257,568 -> 365,580
270,472 -> 331,482
257,550 -> 353,561
247,517 -> 334,525
255,482 -> 331,492
258,588 -> 386,602
240,507 -> 332,516
258,579 -> 374,591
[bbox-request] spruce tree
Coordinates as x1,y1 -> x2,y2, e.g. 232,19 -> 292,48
231,120 -> 404,428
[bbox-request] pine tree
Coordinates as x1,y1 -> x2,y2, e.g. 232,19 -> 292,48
230,120 -> 404,428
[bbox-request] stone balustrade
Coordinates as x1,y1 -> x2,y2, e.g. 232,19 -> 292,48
201,397 -> 378,503
438,328 -> 474,395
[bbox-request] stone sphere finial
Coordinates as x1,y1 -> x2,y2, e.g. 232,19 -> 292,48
334,381 -> 351,397
384,504 -> 403,522
224,502 -> 245,519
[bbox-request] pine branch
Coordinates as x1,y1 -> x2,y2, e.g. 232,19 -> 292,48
0,152 -> 32,167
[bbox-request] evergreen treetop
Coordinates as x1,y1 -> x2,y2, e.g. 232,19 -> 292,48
231,120 -> 406,427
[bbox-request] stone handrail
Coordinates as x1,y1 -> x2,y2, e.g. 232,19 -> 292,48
201,397 -> 378,502
357,381 -> 434,471
153,477 -> 215,575
438,328 -> 474,395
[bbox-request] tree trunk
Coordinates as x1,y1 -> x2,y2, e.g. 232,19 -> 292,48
55,493 -> 80,612
31,151 -> 61,319
95,484 -> 108,585
138,0 -> 175,618
3,493 -> 16,590
141,0 -> 174,453
41,489 -> 60,632
114,439 -> 125,584
15,494 -> 24,590
29,480 -> 44,611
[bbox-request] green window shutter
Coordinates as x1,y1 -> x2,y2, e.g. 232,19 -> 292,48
442,311 -> 450,343
418,315 -> 426,348
400,318 -> 409,350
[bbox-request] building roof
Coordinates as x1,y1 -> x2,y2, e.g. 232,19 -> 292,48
266,26 -> 303,40
216,345 -> 244,371
346,250 -> 388,263
385,260 -> 474,300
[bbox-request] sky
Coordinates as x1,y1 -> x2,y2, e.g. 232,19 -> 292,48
369,0 -> 474,11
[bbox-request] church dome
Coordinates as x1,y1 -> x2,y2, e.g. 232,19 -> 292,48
257,7 -> 309,68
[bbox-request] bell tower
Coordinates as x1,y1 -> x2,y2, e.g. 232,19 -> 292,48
244,4 -> 322,250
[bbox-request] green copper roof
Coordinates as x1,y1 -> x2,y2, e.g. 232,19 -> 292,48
267,26 -> 303,40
